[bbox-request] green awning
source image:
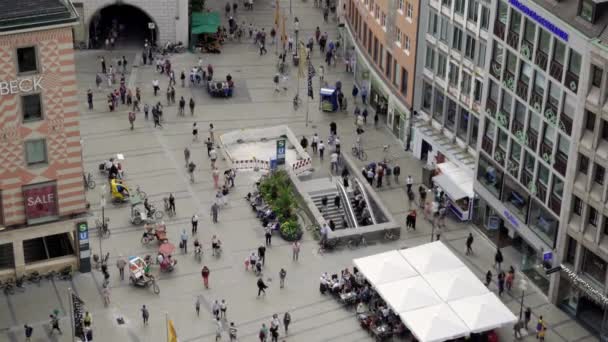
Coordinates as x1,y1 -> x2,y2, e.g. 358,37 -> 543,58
191,12 -> 220,34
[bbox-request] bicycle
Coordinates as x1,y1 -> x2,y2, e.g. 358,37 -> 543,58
96,217 -> 111,238
83,172 -> 96,190
317,237 -> 343,255
351,145 -> 368,161
384,229 -> 398,241
347,235 -> 368,249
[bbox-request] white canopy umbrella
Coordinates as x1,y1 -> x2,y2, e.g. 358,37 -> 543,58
423,267 -> 489,301
449,292 -> 517,333
399,303 -> 469,342
398,241 -> 464,275
376,277 -> 442,312
353,250 -> 417,285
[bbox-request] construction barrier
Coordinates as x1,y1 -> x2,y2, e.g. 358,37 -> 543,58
231,159 -> 271,171
291,157 -> 312,175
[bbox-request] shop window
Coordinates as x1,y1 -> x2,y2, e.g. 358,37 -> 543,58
580,0 -> 595,23
478,153 -> 503,197
582,249 -> 607,285
22,94 -> 43,122
528,199 -> 558,246
469,115 -> 479,148
437,53 -> 447,79
23,233 -> 75,264
594,163 -> 605,185
589,207 -> 599,227
0,243 -> 14,270
501,175 -> 529,220
573,196 -> 583,216
25,139 -> 47,166
565,237 -> 576,265
433,89 -> 445,121
22,182 -> 58,224
579,154 -> 590,174
458,108 -> 469,140
17,47 -> 38,74
480,6 -> 490,30
592,65 -> 603,88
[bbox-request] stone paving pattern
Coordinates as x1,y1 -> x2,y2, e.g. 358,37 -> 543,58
0,0 -> 599,341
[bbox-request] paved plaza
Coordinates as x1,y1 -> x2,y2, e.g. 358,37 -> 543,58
0,0 -> 600,341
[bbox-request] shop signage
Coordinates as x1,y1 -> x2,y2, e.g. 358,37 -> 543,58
509,0 -> 568,42
503,209 -> 520,228
276,139 -> 286,165
76,221 -> 91,273
0,76 -> 44,96
23,183 -> 58,220
543,250 -> 553,262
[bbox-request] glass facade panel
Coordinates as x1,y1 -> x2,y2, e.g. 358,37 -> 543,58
478,153 -> 503,197
502,175 -> 529,220
582,249 -> 607,285
528,200 -> 558,246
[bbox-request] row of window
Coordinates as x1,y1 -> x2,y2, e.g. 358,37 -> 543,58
427,11 -> 488,65
564,237 -> 607,287
438,0 -> 491,30
348,2 -> 410,97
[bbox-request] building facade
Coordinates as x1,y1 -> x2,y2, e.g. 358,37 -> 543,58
0,0 -> 86,277
344,0 -> 420,146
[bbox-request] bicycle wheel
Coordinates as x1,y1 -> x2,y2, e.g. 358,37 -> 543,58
88,180 -> 96,190
351,146 -> 358,156
154,211 -> 164,220
360,151 -> 368,161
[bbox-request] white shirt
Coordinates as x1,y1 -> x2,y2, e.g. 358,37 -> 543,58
407,176 -> 413,185
335,137 -> 341,146
152,79 -> 159,87
312,135 -> 319,143
330,153 -> 338,163
319,142 -> 325,151
192,215 -> 198,223
198,58 -> 203,67
209,149 -> 217,160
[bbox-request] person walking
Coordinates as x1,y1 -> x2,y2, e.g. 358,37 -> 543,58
220,299 -> 227,319
497,271 -> 505,296
128,111 -> 136,130
189,98 -> 195,115
209,147 -> 218,168
87,89 -> 93,109
292,240 -> 301,261
202,265 -> 211,289
195,296 -> 201,316
212,300 -> 221,320
212,167 -> 220,189
192,122 -> 199,142
283,312 -> 291,335
215,317 -> 223,341
318,140 -> 325,160
257,277 -> 268,297
524,307 -> 532,329
494,248 -> 504,271
209,123 -> 216,145
334,194 -> 341,208
141,305 -> 150,326
536,316 -> 545,339
102,284 -> 111,306
265,225 -> 272,246
49,314 -> 62,334
330,152 -> 338,174
188,161 -> 196,183
257,245 -> 266,265
465,233 -> 474,255
361,85 -> 368,104
180,71 -> 186,87
191,214 -> 199,233
179,96 -> 186,115
485,270 -> 492,287
116,255 -> 127,281
259,323 -> 268,342
143,103 -> 149,120
506,266 -> 515,292
229,322 -> 238,341
211,202 -> 219,223
169,193 -> 176,214
180,229 -> 189,253
24,324 -> 33,341
184,147 -> 191,167
152,79 -> 159,96
279,268 -> 287,288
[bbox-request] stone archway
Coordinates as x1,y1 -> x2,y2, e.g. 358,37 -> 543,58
88,3 -> 158,48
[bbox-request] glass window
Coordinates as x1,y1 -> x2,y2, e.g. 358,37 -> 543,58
17,47 -> 38,74
534,72 -> 546,96
448,62 -> 460,86
461,71 -> 472,94
428,11 -> 438,36
440,16 -> 448,42
442,0 -> 452,7
25,139 -> 47,165
497,0 -> 508,24
422,82 -> 433,110
452,26 -> 463,51
510,11 -> 521,33
565,237 -> 577,264
434,89 -> 445,120
586,110 -> 596,132
568,50 -> 581,77
502,175 -> 529,219
548,81 -> 560,107
520,62 -> 532,85
474,79 -> 483,102
506,51 -> 517,74
469,115 -> 479,147
553,40 -> 566,64
524,19 -> 536,43
538,29 -> 551,54
563,93 -> 575,119
529,111 -> 540,133
589,207 -> 599,227
407,2 -> 413,18
580,0 -> 594,22
401,68 -> 408,95
399,0 -> 404,10
437,52 -> 447,78
579,154 -> 589,174
552,176 -> 564,199
488,80 -> 499,104
492,42 -> 504,64
480,6 -> 490,30
446,98 -> 457,130
498,128 -> 508,150
467,0 -> 478,22
537,163 -> 549,185
22,94 -> 43,122
528,199 -> 558,245
592,65 -> 603,88
458,108 -> 470,139
425,47 -> 435,70
478,153 -> 503,197
476,40 -> 486,68
514,101 -> 526,127
573,196 -> 583,216
525,152 -> 535,173
465,35 -> 476,60
602,120 -> 608,140
455,0 -> 465,14
595,163 -> 605,185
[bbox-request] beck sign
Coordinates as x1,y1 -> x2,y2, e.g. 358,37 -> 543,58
0,76 -> 44,96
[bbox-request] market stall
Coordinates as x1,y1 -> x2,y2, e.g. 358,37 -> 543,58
353,250 -> 417,285
320,87 -> 338,112
432,162 -> 475,221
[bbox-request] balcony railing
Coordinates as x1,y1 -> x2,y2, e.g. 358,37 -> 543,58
530,91 -> 543,112
521,170 -> 533,188
503,70 -> 515,91
521,40 -> 533,61
554,152 -> 567,176
482,136 -> 494,155
536,182 -> 547,202
516,80 -> 529,101
512,119 -> 524,135
540,141 -> 553,159
535,49 -> 548,71
494,20 -> 506,40
549,60 -> 564,82
549,193 -> 562,216
528,130 -> 538,151
565,71 -> 579,94
486,99 -> 497,117
490,60 -> 502,80
507,30 -> 520,50
560,113 -> 573,135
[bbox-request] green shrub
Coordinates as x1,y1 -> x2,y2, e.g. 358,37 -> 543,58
259,170 -> 302,240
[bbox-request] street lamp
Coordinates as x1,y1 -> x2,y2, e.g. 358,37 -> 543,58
519,278 -> 528,320
99,184 -> 107,259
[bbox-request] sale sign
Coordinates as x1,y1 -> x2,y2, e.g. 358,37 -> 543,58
23,184 -> 58,220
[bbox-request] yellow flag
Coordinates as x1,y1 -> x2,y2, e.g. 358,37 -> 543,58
281,14 -> 287,44
274,0 -> 280,27
168,319 -> 177,342
298,42 -> 307,77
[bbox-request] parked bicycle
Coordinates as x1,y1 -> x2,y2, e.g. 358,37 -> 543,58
317,237 -> 343,255
351,144 -> 368,161
83,172 -> 96,190
347,235 -> 368,249
96,217 -> 111,238
384,229 -> 398,241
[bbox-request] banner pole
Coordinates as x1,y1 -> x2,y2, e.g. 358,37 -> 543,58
68,288 -> 75,342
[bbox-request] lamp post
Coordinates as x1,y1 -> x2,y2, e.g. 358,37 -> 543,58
519,279 -> 528,320
99,184 -> 107,258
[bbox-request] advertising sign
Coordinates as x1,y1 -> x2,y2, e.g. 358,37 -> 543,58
0,76 -> 44,96
276,139 -> 286,165
76,221 -> 91,273
23,183 -> 58,222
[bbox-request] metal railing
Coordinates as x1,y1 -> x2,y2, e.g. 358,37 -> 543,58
354,178 -> 378,225
335,180 -> 358,229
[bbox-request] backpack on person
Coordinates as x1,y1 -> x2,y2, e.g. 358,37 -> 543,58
273,75 -> 279,83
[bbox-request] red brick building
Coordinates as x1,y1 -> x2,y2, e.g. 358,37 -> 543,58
0,0 -> 84,277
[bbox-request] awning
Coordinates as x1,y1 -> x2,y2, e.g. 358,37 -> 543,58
191,12 -> 220,34
433,162 -> 474,200
399,304 -> 469,342
449,293 -> 518,333
398,241 -> 464,275
376,277 -> 442,312
353,250 -> 417,285
423,267 -> 489,301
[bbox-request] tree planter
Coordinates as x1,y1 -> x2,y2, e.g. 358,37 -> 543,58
259,170 -> 303,241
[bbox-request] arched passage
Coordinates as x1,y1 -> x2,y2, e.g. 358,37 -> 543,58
89,3 -> 158,48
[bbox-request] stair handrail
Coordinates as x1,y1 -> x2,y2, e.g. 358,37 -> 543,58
335,180 -> 358,229
354,178 -> 378,225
